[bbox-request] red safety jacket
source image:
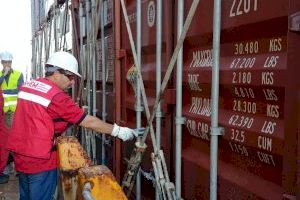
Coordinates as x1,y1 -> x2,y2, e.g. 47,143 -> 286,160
0,89 -> 9,174
0,89 -> 3,116
0,88 -> 8,146
0,88 -> 5,129
6,78 -> 63,159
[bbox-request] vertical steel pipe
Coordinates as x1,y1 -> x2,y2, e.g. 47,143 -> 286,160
78,0 -> 85,148
210,0 -> 222,199
86,0 -> 91,114
38,32 -> 43,77
91,0 -> 98,164
114,0 -> 122,181
175,0 -> 184,199
155,0 -> 162,199
78,0 -> 86,104
136,0 -> 142,199
31,35 -> 36,78
54,6 -> 58,51
91,0 -> 97,117
101,0 -> 107,165
85,0 -> 92,158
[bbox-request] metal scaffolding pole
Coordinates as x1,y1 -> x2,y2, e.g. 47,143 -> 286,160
85,0 -> 93,159
101,0 -> 107,165
175,0 -> 184,199
91,0 -> 97,164
210,0 -> 223,199
156,0 -> 162,199
136,0 -> 142,199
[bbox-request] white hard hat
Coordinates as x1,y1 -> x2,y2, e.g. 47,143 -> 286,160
46,51 -> 81,77
0,51 -> 13,61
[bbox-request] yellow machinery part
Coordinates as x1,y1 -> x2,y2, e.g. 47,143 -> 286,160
57,136 -> 91,171
78,165 -> 127,200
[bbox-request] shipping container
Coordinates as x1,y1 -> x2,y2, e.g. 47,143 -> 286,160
28,0 -> 300,199
178,0 -> 300,199
108,0 -> 300,199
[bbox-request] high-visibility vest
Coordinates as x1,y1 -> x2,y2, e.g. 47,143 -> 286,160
0,70 -> 22,113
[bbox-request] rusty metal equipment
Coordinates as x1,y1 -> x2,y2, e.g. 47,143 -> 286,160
121,141 -> 147,196
78,165 -> 128,200
57,136 -> 92,200
151,150 -> 177,200
57,136 -> 128,200
57,136 -> 91,171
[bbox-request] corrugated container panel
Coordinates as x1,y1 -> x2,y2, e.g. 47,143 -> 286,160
32,0 -> 41,33
45,0 -> 54,17
95,27 -> 115,146
96,30 -> 114,82
104,0 -> 113,26
39,0 -> 46,26
31,0 -> 51,34
176,0 -> 300,199
96,39 -> 102,80
96,87 -> 115,123
120,0 -> 173,198
31,0 -> 37,34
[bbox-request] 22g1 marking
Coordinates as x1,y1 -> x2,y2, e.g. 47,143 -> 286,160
230,0 -> 258,17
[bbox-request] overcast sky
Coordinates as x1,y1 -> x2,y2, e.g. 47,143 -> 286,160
0,0 -> 32,78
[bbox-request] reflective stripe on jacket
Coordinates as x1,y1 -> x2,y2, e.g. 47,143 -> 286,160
6,78 -> 63,159
0,70 -> 22,113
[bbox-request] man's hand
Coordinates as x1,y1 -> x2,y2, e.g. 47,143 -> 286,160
3,67 -> 10,76
2,70 -> 8,77
111,124 -> 138,141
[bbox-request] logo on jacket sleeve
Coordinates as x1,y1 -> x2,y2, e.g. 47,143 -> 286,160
23,80 -> 52,93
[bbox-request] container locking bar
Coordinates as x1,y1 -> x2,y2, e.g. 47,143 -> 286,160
152,150 -> 177,200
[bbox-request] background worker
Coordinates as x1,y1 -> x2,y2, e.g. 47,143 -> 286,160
6,51 -> 137,200
0,51 -> 23,182
0,51 -> 24,127
0,88 -> 9,184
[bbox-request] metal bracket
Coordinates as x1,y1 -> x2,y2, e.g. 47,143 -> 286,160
135,104 -> 144,112
211,127 -> 224,136
134,127 -> 146,137
156,111 -> 163,118
175,116 -> 186,125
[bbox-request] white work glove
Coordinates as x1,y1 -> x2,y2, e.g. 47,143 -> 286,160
111,124 -> 138,141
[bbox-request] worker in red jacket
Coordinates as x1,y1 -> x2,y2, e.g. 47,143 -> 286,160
0,88 -> 9,184
6,51 -> 137,200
